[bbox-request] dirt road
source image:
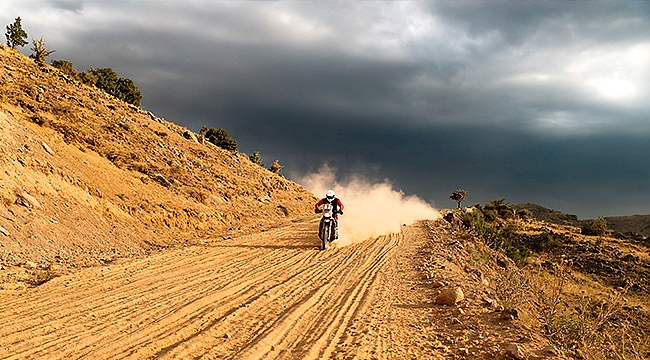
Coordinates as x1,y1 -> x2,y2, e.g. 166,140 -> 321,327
1,219 -> 445,359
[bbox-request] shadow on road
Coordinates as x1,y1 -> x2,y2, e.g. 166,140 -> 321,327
213,243 -> 317,250
392,302 -> 437,309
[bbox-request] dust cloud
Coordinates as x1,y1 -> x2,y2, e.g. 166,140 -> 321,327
299,167 -> 441,246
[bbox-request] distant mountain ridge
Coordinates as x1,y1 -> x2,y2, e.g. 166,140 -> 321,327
513,203 -> 650,237
512,203 -> 580,226
604,215 -> 650,238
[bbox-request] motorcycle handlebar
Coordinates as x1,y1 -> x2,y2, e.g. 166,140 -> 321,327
314,209 -> 343,215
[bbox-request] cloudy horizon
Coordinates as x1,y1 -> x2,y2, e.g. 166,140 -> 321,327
3,1 -> 650,219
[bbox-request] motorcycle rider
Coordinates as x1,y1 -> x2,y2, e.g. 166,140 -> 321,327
315,189 -> 344,240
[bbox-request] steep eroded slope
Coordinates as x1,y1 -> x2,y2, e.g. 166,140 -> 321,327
0,45 -> 316,277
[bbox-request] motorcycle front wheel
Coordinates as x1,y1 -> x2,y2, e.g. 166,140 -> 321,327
320,222 -> 330,250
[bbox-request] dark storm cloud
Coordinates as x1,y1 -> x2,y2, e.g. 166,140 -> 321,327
274,123 -> 650,218
50,1 -> 83,13
430,1 -> 650,46
3,1 -> 650,218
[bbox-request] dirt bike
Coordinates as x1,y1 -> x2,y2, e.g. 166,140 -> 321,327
316,203 -> 339,250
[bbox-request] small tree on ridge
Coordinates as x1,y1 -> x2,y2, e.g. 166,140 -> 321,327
270,160 -> 284,174
5,17 -> 28,48
450,189 -> 468,208
29,36 -> 55,66
249,151 -> 264,166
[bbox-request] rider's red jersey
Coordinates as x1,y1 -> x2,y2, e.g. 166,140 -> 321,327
315,198 -> 344,220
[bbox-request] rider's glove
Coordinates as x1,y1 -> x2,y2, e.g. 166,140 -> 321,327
315,208 -> 322,214
338,210 -> 343,215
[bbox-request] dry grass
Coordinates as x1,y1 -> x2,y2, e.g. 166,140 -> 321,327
453,207 -> 650,359
530,260 -> 649,359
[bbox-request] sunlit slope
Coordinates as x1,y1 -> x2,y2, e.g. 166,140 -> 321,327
0,44 -> 316,269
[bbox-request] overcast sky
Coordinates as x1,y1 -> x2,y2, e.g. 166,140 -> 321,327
3,1 -> 650,218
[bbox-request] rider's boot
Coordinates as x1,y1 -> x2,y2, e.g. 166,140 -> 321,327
334,221 -> 339,241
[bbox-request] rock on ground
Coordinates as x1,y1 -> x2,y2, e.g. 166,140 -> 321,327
434,286 -> 464,306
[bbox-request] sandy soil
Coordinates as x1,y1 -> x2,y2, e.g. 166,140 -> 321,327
0,219 -> 447,359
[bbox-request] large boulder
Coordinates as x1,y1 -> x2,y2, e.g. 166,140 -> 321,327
434,286 -> 464,306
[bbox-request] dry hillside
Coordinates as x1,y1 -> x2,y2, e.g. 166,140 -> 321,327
0,44 -> 316,279
513,204 -> 650,240
452,203 -> 650,359
605,215 -> 650,238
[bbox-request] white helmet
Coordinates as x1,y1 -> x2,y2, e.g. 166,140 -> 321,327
326,189 -> 335,200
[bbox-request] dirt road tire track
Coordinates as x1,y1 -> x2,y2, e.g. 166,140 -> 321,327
1,220 -> 438,359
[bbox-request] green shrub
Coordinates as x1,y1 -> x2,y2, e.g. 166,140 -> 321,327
91,67 -> 119,93
51,59 -> 78,78
495,226 -> 532,267
485,198 -> 514,219
483,208 -> 498,222
204,127 -> 238,152
581,217 -> 608,236
78,70 -> 97,85
88,67 -> 142,106
462,203 -> 531,267
115,77 -> 142,106
531,232 -> 562,251
249,151 -> 264,166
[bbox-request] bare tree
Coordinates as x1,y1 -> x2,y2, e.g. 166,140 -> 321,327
270,160 -> 284,174
198,126 -> 209,144
29,36 -> 55,66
